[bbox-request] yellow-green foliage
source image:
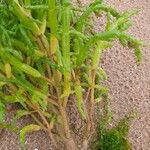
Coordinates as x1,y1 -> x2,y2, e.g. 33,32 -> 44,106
0,0 -> 143,149
95,113 -> 136,150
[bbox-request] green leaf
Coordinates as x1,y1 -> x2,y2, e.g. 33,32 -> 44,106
110,10 -> 138,30
31,93 -> 47,111
0,122 -> 19,132
0,81 -> 6,87
97,67 -> 107,81
14,109 -> 33,121
0,101 -> 5,122
100,130 -> 132,150
10,0 -> 41,35
20,124 -> 41,147
74,84 -> 87,119
26,5 -> 48,10
116,112 -> 137,137
5,63 -> 12,78
134,48 -> 142,64
94,85 -> 109,96
0,50 -> 42,78
97,112 -> 136,150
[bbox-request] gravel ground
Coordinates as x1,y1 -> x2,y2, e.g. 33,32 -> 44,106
0,0 -> 149,150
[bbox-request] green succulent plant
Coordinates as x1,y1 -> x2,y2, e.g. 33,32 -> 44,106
0,0 -> 142,149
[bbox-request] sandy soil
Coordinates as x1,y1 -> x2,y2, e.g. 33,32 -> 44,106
0,0 -> 149,150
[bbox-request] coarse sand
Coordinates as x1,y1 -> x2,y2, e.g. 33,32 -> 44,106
0,0 -> 149,150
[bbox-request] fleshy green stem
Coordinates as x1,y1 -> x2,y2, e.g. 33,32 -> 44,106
62,0 -> 71,103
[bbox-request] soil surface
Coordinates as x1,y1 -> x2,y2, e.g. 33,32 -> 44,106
0,0 -> 149,150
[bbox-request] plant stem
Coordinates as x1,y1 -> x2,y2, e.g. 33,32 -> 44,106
84,42 -> 104,143
74,70 -> 87,119
48,0 -> 58,56
61,0 -> 72,108
48,0 -> 62,98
